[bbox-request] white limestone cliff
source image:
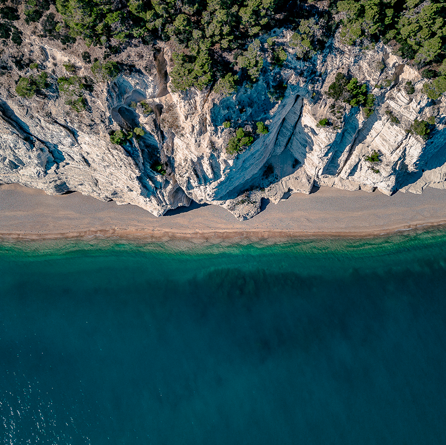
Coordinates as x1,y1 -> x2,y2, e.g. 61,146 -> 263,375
0,30 -> 445,220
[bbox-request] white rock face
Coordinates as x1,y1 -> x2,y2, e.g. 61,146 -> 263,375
0,31 -> 445,219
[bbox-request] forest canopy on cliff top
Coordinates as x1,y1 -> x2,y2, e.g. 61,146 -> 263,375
0,0 -> 445,96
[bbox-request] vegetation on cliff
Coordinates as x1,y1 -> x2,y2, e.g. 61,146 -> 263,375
15,72 -> 49,98
336,0 -> 446,98
226,128 -> 254,154
0,0 -> 445,98
327,73 -> 376,117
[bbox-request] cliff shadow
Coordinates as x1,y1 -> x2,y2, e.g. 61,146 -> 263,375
396,128 -> 446,191
322,111 -> 360,176
0,100 -> 65,167
164,200 -> 209,216
216,94 -> 306,202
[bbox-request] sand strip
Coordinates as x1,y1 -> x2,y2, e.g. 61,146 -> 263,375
1,184 -> 446,241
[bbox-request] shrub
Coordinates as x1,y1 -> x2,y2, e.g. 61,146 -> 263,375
0,6 -> 20,21
24,0 -> 50,24
15,73 -> 48,98
133,127 -> 145,137
57,75 -> 85,96
365,151 -> 380,163
226,128 -> 253,155
318,118 -> 329,127
110,129 -> 126,145
363,94 -> 376,117
34,72 -> 48,90
376,61 -> 385,71
16,77 -> 36,98
152,162 -> 166,175
0,22 -> 12,40
65,97 -> 86,112
223,121 -> 231,128
408,119 -> 433,139
10,27 -> 22,45
42,12 -> 59,36
347,78 -> 368,107
102,61 -> 120,78
256,122 -> 269,134
385,110 -> 400,125
91,60 -> 120,82
422,69 -> 438,79
29,62 -> 39,70
140,102 -> 153,115
328,73 -> 375,115
63,63 -> 76,73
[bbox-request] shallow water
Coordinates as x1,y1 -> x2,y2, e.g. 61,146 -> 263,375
1,231 -> 446,444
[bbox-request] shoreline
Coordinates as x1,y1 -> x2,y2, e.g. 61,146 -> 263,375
1,221 -> 446,243
2,184 -> 446,242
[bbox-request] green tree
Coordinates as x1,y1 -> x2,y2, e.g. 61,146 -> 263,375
409,119 -> 433,139
272,47 -> 287,67
214,73 -> 237,96
347,78 -> 368,107
327,73 -> 349,101
256,121 -> 269,134
226,127 -> 254,154
170,50 -> 213,92
289,18 -> 320,59
423,76 -> 446,100
238,39 -> 263,82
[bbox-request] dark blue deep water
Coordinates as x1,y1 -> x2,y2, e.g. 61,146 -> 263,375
1,232 -> 446,444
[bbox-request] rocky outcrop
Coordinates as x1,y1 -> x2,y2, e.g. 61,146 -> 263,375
0,29 -> 445,219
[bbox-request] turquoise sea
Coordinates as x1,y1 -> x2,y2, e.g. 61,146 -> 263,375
1,231 -> 446,444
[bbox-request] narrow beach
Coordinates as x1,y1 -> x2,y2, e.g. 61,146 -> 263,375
1,184 -> 446,241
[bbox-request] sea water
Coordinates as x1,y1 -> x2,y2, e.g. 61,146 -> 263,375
1,231 -> 446,444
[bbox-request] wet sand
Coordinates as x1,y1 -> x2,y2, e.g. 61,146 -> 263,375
1,184 -> 446,241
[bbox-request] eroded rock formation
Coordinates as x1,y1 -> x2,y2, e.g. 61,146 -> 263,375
1,29 -> 445,220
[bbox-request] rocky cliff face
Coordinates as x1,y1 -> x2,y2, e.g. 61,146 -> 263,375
1,29 -> 445,220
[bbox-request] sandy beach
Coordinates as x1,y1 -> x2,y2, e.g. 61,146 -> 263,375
1,184 -> 446,241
